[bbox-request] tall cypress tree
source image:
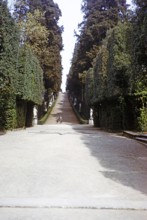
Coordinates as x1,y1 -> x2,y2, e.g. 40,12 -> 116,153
131,0 -> 147,131
33,0 -> 63,114
67,0 -> 127,118
78,0 -> 127,73
0,0 -> 20,130
133,0 -> 147,70
14,0 -> 63,117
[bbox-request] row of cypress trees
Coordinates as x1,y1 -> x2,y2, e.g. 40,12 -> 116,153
0,0 -> 63,130
67,0 -> 147,131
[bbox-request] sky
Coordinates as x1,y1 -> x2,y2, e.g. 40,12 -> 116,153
55,0 -> 133,91
54,0 -> 83,91
8,0 -> 133,92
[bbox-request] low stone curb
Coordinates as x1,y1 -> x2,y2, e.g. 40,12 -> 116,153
123,131 -> 147,145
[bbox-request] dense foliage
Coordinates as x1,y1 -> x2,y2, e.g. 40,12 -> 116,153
0,0 -> 62,130
67,0 -> 147,131
0,1 -> 19,129
14,0 -> 63,118
67,0 -> 127,118
132,0 -> 147,131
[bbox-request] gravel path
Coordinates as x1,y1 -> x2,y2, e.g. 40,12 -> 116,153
45,92 -> 79,125
0,93 -> 147,219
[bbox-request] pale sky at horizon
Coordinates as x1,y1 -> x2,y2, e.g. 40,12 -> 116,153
8,0 -> 133,91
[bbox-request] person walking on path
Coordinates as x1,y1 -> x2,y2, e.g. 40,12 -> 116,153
45,92 -> 79,125
56,114 -> 63,123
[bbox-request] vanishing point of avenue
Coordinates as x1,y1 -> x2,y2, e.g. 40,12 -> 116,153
0,92 -> 147,219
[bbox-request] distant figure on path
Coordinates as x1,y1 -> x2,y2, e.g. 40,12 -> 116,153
56,114 -> 62,123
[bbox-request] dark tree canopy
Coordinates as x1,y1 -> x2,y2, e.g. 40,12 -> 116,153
67,0 -> 147,131
0,0 -> 63,130
14,0 -> 63,95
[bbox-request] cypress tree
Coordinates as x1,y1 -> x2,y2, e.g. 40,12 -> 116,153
132,0 -> 147,131
0,0 -> 20,130
14,0 -> 63,118
67,0 -> 127,119
0,1 -> 45,129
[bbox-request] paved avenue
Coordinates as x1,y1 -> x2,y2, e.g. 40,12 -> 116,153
0,93 -> 147,219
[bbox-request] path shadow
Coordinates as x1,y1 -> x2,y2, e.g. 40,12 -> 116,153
72,125 -> 147,197
46,92 -> 147,196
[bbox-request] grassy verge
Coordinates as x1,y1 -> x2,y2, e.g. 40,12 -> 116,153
71,102 -> 88,124
38,98 -> 57,125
